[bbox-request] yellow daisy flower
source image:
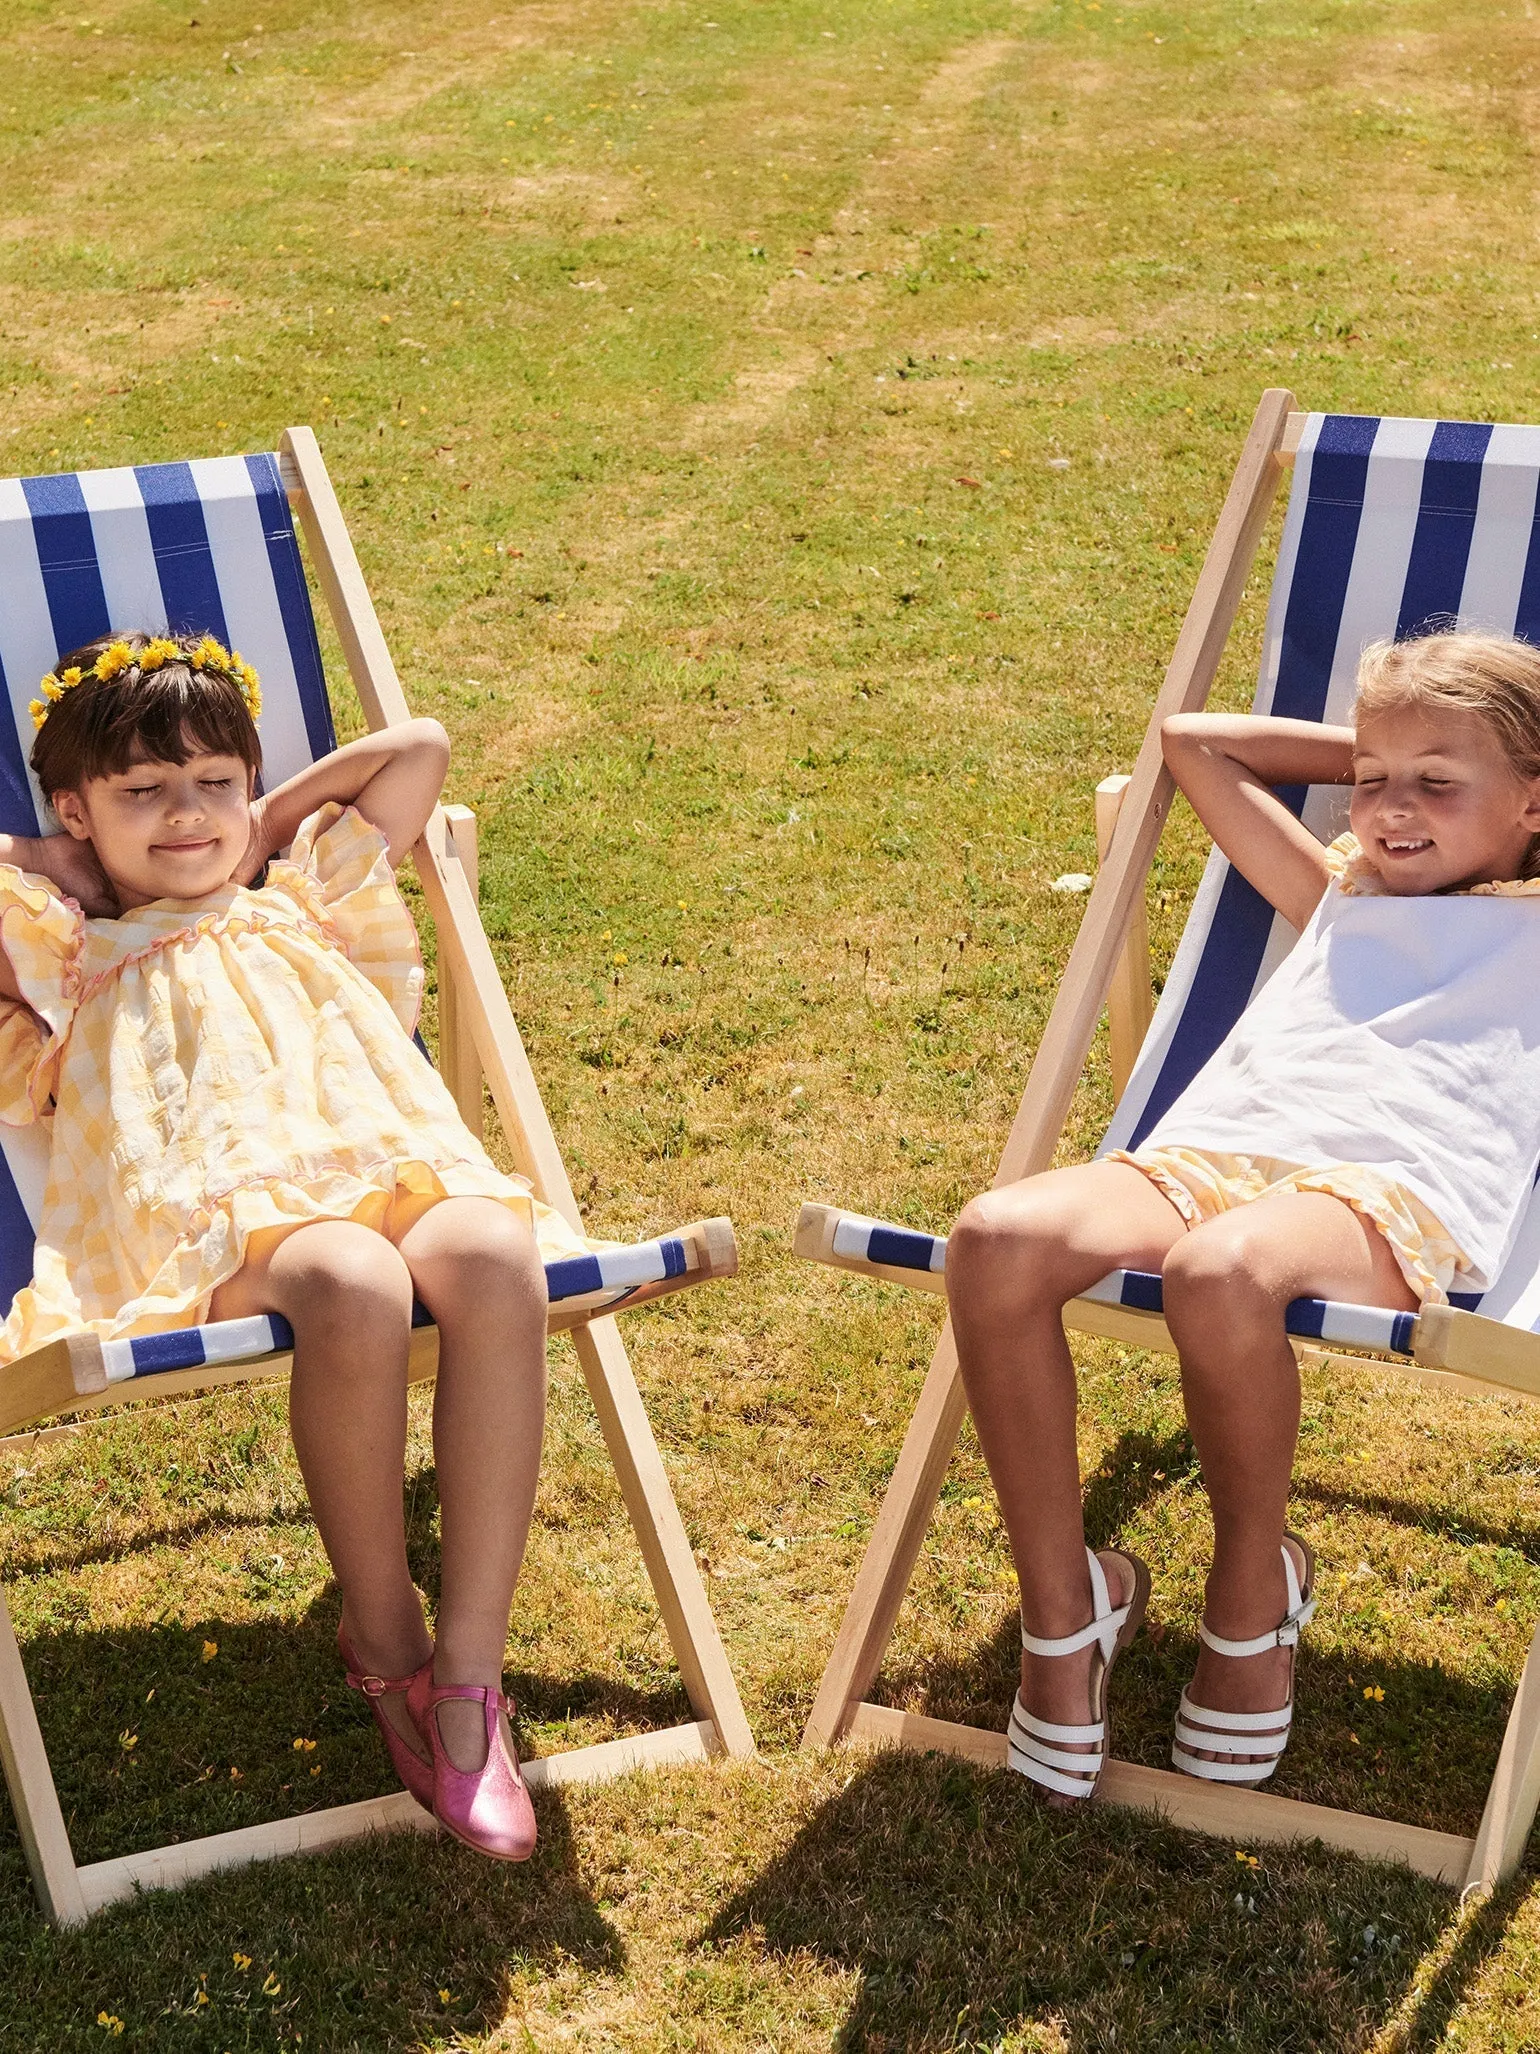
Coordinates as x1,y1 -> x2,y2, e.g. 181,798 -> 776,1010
28,701 -> 46,728
138,637 -> 180,672
60,667 -> 83,687
94,641 -> 134,682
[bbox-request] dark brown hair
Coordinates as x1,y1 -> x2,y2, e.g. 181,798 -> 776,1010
30,630 -> 262,803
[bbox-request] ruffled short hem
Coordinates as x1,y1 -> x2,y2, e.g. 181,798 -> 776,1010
0,1155 -> 594,1363
1106,1145 -> 1466,1308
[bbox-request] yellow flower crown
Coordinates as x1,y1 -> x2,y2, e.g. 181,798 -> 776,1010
30,636 -> 263,731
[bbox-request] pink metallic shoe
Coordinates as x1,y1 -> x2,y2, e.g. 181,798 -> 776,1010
408,1676 -> 537,1862
337,1627 -> 435,1813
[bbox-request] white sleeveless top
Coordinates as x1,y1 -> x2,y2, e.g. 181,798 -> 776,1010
1142,863 -> 1540,1293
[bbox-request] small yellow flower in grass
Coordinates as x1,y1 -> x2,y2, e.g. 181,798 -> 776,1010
600,928 -> 612,941
1363,1684 -> 1385,1702
229,1765 -> 243,1781
262,1973 -> 282,1997
195,1989 -> 210,2006
119,1729 -> 137,1750
202,1639 -> 218,1662
678,899 -> 688,911
612,952 -> 628,967
439,1988 -> 452,2006
233,1953 -> 252,1971
1349,1731 -> 1361,1745
216,420 -> 228,430
97,2012 -> 124,2035
293,1736 -> 317,1752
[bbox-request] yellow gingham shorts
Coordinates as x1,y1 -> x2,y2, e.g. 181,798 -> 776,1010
1106,1146 -> 1466,1307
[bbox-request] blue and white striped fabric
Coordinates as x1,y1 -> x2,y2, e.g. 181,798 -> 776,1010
1100,412 -> 1540,1339
98,1235 -> 695,1386
0,456 -> 336,1324
823,1212 -> 1422,1359
816,415 -> 1540,1359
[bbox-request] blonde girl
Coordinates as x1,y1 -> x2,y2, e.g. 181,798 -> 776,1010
947,632 -> 1540,1803
0,629 -> 578,1862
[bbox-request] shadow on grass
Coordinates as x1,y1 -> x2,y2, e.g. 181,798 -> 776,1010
0,1592 -> 643,2050
1291,1473 -> 1540,1558
0,1777 -> 622,2052
10,1600 -> 690,1872
701,1745 -> 1500,2053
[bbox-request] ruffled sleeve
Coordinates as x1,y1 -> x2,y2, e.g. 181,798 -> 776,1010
0,868 -> 84,1124
1324,831 -> 1388,897
267,803 -> 424,1032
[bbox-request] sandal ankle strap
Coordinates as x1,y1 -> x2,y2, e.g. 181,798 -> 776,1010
1196,1542 -> 1316,1659
1020,1547 -> 1131,1662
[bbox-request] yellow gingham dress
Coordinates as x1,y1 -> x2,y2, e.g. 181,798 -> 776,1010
0,803 -> 584,1365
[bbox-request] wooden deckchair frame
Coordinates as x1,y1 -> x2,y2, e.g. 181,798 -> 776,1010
798,389 -> 1540,1897
0,428 -> 754,1927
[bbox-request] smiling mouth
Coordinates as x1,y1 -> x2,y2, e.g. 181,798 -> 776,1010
1379,836 -> 1434,855
153,839 -> 217,854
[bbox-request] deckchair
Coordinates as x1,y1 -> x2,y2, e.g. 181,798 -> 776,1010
792,390 -> 1540,1897
0,432 -> 754,1927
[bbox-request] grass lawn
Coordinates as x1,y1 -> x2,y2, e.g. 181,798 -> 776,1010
6,0 -> 1540,2044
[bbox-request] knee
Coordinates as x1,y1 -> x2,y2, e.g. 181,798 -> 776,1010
286,1228 -> 414,1331
1161,1221 -> 1284,1330
421,1208 -> 548,1315
946,1189 -> 1071,1319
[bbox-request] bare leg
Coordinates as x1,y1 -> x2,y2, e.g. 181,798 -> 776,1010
946,1163 -> 1187,1781
395,1197 -> 549,1773
1162,1190 -> 1415,1765
210,1221 -> 431,1759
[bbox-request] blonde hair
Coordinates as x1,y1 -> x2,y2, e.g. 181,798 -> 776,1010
1354,631 -> 1540,875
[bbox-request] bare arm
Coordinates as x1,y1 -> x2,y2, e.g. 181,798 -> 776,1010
1161,713 -> 1356,931
244,718 -> 451,874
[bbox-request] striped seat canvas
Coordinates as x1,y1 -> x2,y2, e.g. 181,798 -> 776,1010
0,437 -> 752,1929
792,395 -> 1540,1895
0,457 -> 709,1387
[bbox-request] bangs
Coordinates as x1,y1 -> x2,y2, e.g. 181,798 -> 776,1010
84,666 -> 259,780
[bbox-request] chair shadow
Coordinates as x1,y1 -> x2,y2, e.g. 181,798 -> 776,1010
1290,1473 -> 1540,1557
883,1424 -> 1535,1835
0,1597 -> 630,2050
700,1745 -> 1509,2053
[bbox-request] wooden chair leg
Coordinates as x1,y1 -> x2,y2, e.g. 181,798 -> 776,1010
1465,1613 -> 1540,1895
0,1589 -> 86,1926
803,1328 -> 969,1745
1094,775 -> 1154,1104
438,803 -> 484,1142
571,1318 -> 757,1759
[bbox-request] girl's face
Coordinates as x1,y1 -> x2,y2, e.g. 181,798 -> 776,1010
1349,704 -> 1540,895
52,748 -> 254,911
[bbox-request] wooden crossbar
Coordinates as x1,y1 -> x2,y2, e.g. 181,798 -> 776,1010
69,1721 -> 717,1921
845,1704 -> 1474,1886
794,390 -> 1540,1896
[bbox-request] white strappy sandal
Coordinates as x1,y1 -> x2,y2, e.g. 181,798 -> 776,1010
1007,1545 -> 1150,1801
1172,1535 -> 1317,1786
